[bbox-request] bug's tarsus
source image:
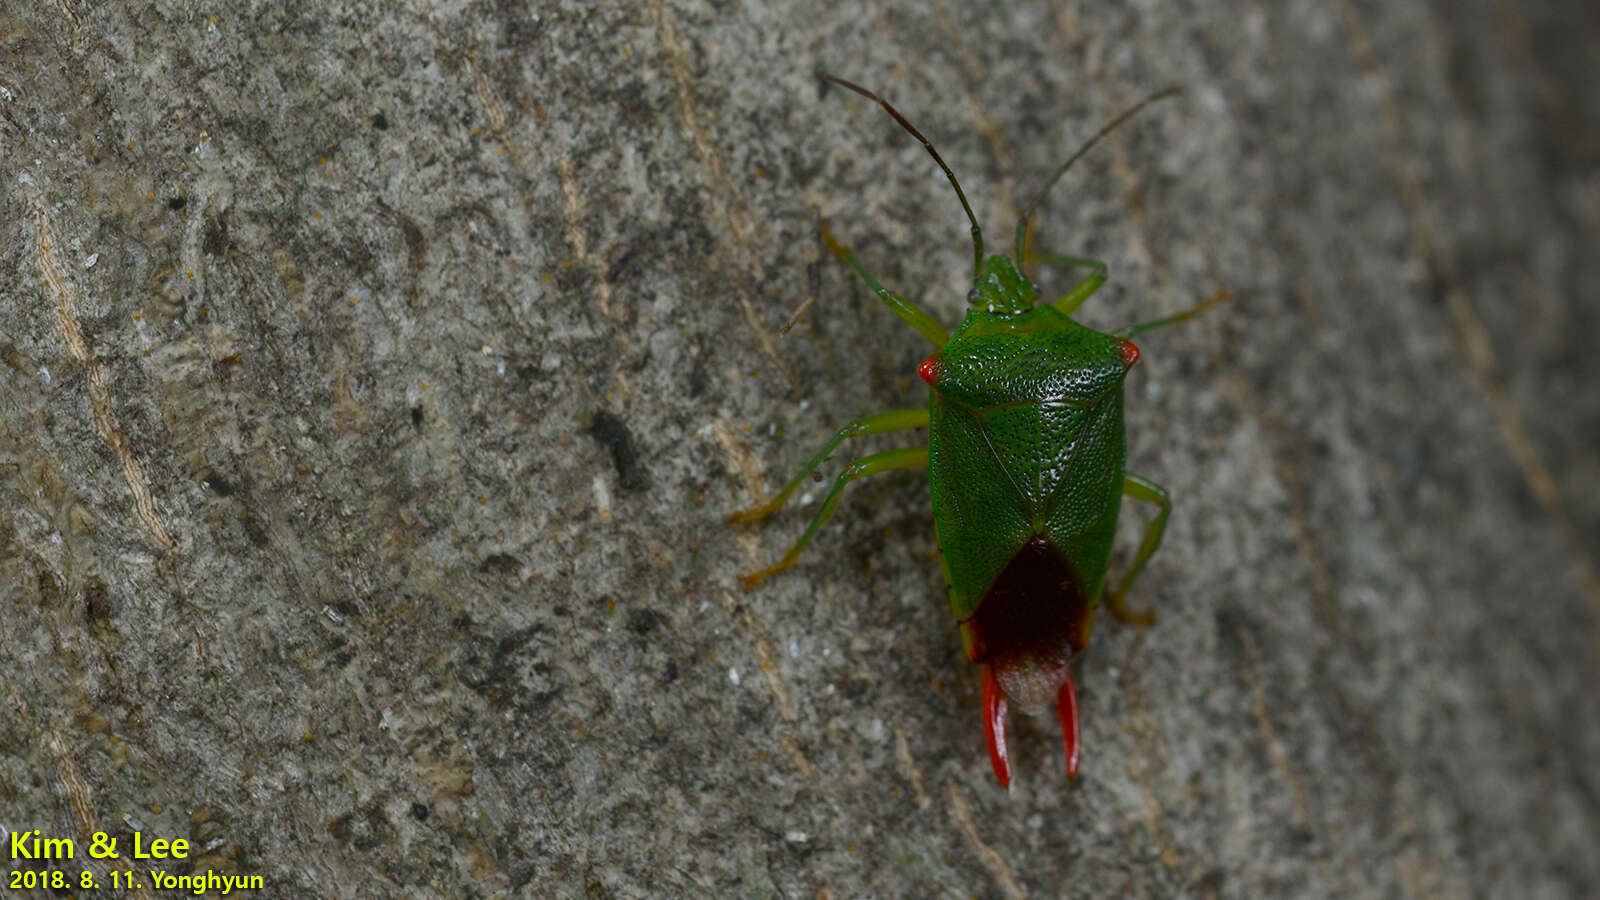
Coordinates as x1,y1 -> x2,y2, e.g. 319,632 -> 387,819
1113,287 -> 1231,339
780,211 -> 825,334
1013,85 -> 1184,266
1104,591 -> 1157,625
822,73 -> 985,281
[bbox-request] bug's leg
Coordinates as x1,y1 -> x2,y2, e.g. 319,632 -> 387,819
821,224 -> 948,346
1113,289 -> 1230,338
1106,473 -> 1171,624
726,409 -> 929,525
1028,251 -> 1108,317
781,211 -> 825,334
738,446 -> 929,591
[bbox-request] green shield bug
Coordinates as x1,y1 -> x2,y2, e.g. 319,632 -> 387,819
730,75 -> 1222,788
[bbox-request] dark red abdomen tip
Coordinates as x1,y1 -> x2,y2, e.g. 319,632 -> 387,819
918,354 -> 940,385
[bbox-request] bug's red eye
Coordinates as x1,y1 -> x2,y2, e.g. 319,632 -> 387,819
918,354 -> 940,385
1117,339 -> 1140,368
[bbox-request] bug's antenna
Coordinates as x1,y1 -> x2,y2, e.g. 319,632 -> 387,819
1014,86 -> 1183,265
824,74 -> 985,281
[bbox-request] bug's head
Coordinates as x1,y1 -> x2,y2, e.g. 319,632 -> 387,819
967,255 -> 1039,315
822,73 -> 1181,331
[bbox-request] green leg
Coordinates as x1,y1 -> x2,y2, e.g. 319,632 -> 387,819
1113,290 -> 1230,338
822,225 -> 948,347
1029,251 -> 1108,316
738,446 -> 929,590
1106,473 -> 1170,624
727,408 -> 929,525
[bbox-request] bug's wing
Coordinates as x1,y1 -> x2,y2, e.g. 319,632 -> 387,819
929,398 -> 1032,625
932,398 -> 1125,626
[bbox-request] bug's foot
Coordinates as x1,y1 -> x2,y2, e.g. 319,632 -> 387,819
725,504 -> 775,526
1056,670 -> 1080,780
1106,592 -> 1156,626
737,559 -> 793,592
981,664 -> 1012,789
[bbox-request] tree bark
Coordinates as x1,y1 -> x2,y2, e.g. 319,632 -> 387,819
3,1 -> 1597,897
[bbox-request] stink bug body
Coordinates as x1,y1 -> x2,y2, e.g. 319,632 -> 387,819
730,76 -> 1221,787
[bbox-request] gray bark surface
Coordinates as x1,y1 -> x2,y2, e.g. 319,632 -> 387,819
3,1 -> 1597,897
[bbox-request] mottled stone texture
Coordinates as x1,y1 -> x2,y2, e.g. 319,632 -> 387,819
3,1 -> 1597,897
